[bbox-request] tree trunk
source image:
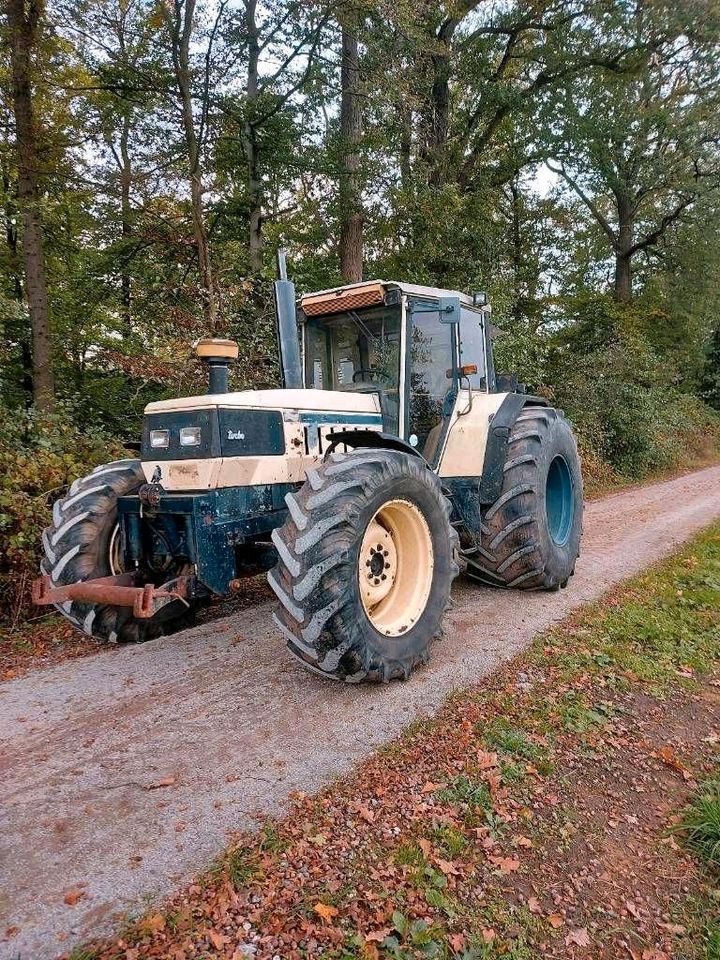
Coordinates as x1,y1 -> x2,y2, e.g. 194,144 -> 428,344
399,102 -> 412,188
614,251 -> 632,303
119,111 -> 133,330
3,161 -> 33,405
509,178 -> 524,325
243,0 -> 263,274
7,0 -> 55,411
338,17 -> 364,283
614,203 -> 633,303
165,0 -> 218,328
420,20 -> 455,188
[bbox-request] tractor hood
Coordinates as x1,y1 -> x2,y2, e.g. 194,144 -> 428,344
144,388 -> 381,415
140,388 -> 382,491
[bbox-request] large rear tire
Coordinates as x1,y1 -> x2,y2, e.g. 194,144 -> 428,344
41,459 -> 194,643
465,406 -> 583,590
268,449 -> 460,682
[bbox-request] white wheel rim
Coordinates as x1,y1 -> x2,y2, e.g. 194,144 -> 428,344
359,499 -> 434,637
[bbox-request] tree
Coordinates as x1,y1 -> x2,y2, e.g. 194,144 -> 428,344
6,0 -> 55,409
547,2 -> 720,301
701,325 -> 720,409
159,0 -> 224,328
220,0 -> 332,276
338,8 -> 364,282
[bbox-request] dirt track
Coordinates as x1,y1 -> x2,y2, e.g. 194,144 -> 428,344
2,464 -> 720,960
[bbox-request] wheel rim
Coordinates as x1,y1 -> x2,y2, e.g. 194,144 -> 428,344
358,499 -> 434,636
546,455 -> 574,546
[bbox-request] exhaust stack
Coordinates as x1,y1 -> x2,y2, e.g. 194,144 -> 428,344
274,249 -> 303,389
195,338 -> 239,394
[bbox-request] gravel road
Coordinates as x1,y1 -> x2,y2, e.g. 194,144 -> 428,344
2,464 -> 720,959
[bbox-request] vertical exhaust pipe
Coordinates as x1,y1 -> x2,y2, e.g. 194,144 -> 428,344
274,249 -> 303,389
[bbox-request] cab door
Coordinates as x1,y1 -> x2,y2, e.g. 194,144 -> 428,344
404,298 -> 458,466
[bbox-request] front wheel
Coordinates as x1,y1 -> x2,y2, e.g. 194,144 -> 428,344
268,449 -> 460,682
41,459 -> 196,643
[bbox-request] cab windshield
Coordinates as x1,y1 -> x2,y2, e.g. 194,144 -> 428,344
304,304 -> 401,433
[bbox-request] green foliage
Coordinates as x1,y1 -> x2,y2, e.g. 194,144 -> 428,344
222,845 -> 259,888
545,526 -> 720,694
679,774 -> 720,873
0,403 -> 124,625
436,776 -> 492,813
702,327 -> 720,410
482,720 -> 547,763
496,293 -> 720,480
430,824 -> 469,859
382,912 -> 449,959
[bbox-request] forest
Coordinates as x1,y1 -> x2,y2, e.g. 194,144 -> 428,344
2,0 -> 720,626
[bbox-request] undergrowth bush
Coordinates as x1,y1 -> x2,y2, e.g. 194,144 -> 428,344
552,347 -> 720,478
495,294 -> 720,482
0,403 -> 124,626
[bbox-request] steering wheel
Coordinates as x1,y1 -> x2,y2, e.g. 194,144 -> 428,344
352,367 -> 390,384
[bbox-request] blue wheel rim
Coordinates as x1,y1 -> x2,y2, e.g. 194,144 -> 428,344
546,455 -> 574,546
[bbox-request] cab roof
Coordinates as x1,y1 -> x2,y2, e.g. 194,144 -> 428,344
299,280 -> 476,318
299,280 -> 501,335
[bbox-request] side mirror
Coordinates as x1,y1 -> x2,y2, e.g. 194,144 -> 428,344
438,295 -> 460,324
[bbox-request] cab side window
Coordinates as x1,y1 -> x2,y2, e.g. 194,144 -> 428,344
407,302 -> 455,463
459,307 -> 487,389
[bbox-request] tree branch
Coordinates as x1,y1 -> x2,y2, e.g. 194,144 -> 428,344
546,160 -> 617,242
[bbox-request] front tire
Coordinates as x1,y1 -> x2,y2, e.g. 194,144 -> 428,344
465,406 -> 583,590
268,449 -> 460,682
41,459 -> 194,643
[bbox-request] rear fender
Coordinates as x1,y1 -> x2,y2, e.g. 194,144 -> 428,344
479,394 -> 549,503
437,391 -> 549,503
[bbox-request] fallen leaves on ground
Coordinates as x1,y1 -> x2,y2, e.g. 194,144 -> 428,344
63,888 -> 86,906
565,927 -> 591,947
0,617 -> 102,681
313,902 -> 339,924
146,776 -> 177,790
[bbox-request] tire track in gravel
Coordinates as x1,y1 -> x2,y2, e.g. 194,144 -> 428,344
1,464 -> 719,959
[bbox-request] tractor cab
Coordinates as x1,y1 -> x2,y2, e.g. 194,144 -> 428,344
296,281 -> 495,465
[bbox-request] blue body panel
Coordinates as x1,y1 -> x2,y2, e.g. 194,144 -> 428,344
118,483 -> 297,597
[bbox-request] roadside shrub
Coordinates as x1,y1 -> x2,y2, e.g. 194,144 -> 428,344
496,293 -> 720,480
0,403 -> 124,626
553,349 -> 720,477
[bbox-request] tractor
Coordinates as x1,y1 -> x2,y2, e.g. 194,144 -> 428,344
33,254 -> 583,682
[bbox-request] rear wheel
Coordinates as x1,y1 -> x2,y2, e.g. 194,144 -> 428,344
268,449 -> 460,682
41,459 -> 195,643
465,406 -> 583,590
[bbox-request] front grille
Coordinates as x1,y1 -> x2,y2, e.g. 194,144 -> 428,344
142,409 -> 285,460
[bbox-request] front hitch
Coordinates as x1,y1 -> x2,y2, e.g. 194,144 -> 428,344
32,574 -> 192,619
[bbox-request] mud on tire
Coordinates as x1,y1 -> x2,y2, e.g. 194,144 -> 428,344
465,406 -> 583,590
41,459 -> 192,643
268,449 -> 460,682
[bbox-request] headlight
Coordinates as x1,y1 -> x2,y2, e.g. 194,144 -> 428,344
179,426 -> 202,447
150,429 -> 169,449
